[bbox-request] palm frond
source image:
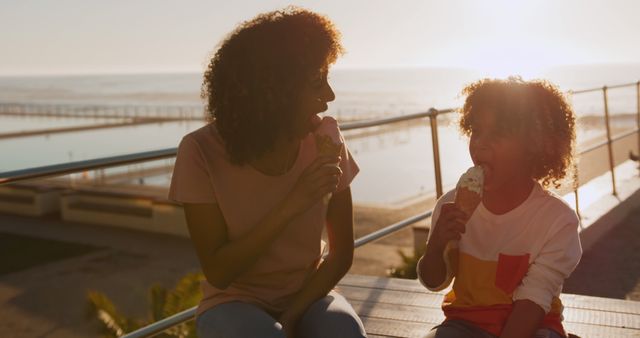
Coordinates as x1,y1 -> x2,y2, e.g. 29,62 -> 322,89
86,291 -> 126,337
86,272 -> 204,338
149,284 -> 169,321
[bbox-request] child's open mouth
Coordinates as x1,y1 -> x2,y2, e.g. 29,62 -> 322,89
475,162 -> 492,183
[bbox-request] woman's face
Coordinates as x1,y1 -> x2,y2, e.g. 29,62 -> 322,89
292,68 -> 335,138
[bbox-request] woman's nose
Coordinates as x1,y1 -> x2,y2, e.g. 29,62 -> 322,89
324,84 -> 335,103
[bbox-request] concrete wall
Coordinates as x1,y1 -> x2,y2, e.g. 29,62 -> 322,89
0,185 -> 61,216
60,192 -> 189,237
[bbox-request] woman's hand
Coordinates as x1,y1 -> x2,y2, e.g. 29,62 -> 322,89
279,310 -> 302,338
427,203 -> 467,253
283,155 -> 342,218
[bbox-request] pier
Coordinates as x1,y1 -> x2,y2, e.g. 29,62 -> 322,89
0,117 -> 184,139
0,102 -> 205,120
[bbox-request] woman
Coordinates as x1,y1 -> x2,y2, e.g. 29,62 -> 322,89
169,7 -> 366,338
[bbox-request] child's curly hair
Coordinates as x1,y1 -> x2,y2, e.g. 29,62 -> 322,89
202,6 -> 344,165
459,77 -> 576,188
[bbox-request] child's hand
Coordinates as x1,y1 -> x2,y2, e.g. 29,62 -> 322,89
284,155 -> 342,217
428,203 -> 468,252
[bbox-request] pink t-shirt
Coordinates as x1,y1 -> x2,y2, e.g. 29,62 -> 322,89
168,122 -> 359,316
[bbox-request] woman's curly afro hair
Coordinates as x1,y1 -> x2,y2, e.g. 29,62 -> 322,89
459,77 -> 576,188
202,6 -> 344,165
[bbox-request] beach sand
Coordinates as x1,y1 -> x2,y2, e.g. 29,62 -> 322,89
350,197 -> 435,275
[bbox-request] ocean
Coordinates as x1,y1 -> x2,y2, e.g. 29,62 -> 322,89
1,65 -> 639,205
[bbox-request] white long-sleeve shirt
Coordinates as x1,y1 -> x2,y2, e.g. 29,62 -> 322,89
419,182 -> 582,337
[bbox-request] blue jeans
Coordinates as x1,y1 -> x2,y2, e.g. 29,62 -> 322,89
423,320 -> 564,338
196,291 -> 367,338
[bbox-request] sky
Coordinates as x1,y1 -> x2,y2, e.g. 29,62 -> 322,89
1,0 -> 640,76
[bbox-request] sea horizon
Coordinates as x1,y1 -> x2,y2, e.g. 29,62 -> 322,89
1,63 -> 639,205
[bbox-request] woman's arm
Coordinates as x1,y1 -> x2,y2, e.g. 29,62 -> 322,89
500,299 -> 545,338
279,187 -> 355,331
184,156 -> 341,290
184,200 -> 293,290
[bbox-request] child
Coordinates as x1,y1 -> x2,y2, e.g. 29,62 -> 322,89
418,77 -> 582,338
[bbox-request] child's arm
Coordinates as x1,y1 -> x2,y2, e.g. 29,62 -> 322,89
500,299 -> 545,338
508,213 -> 582,334
418,202 -> 467,290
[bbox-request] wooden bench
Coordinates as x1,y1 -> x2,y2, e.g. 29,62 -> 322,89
337,275 -> 640,337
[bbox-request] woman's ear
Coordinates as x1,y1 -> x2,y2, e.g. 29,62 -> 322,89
522,138 -> 539,165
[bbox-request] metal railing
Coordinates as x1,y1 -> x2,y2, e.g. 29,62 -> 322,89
0,108 -> 455,192
0,81 -> 638,338
0,102 -> 204,120
568,81 -> 640,196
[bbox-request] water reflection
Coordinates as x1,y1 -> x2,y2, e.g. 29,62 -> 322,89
0,114 -> 622,206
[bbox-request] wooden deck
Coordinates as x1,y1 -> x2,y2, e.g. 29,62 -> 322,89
337,275 -> 640,338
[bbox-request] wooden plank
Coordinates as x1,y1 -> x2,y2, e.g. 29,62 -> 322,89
563,307 -> 640,330
560,293 -> 640,314
338,275 -> 640,336
340,274 -> 444,294
563,321 -> 640,338
348,296 -> 640,332
344,287 -> 640,330
340,275 -> 640,314
350,300 -> 445,325
338,284 -> 443,308
358,317 -> 430,338
360,315 -> 640,338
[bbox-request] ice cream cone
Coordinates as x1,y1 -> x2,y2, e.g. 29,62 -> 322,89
453,166 -> 484,218
444,166 -> 484,278
314,116 -> 344,204
315,134 -> 342,157
454,187 -> 483,218
315,116 -> 343,157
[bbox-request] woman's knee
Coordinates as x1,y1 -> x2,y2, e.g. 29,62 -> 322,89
423,320 -> 494,338
298,292 -> 366,338
196,302 -> 285,338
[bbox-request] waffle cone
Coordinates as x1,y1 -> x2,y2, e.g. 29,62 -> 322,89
315,134 -> 342,157
454,187 -> 482,217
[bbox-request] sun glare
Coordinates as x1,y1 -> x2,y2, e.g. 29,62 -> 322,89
459,0 -> 561,80
471,58 -> 549,80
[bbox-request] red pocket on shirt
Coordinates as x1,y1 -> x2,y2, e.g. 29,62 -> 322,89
495,253 -> 530,295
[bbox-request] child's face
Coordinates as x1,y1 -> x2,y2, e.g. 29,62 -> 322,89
468,110 -> 533,192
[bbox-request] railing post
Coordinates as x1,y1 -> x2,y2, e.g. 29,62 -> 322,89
572,162 -> 581,219
428,108 -> 443,198
602,86 -> 617,196
636,81 -> 640,176
573,189 -> 580,220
